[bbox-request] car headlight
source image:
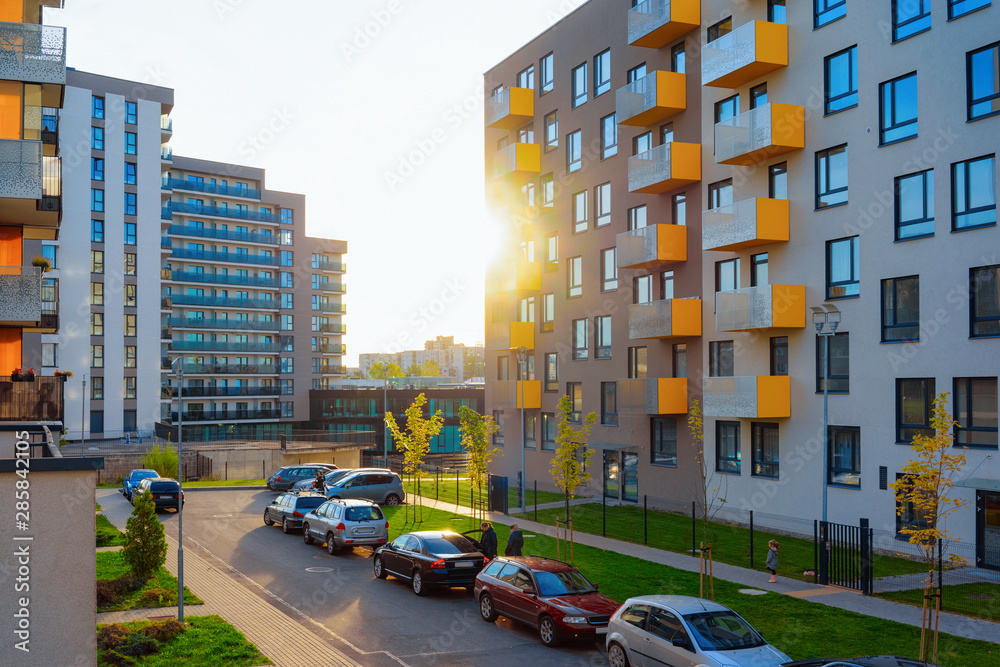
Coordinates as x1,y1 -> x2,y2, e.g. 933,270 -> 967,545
562,616 -> 588,625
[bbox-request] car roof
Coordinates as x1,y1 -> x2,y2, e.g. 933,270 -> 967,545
283,491 -> 325,498
398,531 -> 467,539
621,595 -> 732,615
324,498 -> 379,506
496,556 -> 577,573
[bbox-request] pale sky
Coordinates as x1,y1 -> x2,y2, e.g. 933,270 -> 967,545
54,0 -> 587,366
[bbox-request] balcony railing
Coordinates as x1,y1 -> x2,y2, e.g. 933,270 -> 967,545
167,386 -> 281,398
166,201 -> 275,223
628,142 -> 700,194
160,116 -> 173,133
0,21 -> 67,85
493,142 -> 541,180
168,362 -> 278,375
492,380 -> 541,410
702,20 -> 788,88
617,224 -> 687,269
627,0 -> 700,48
488,261 -> 541,293
314,258 -> 345,272
317,302 -> 346,314
166,294 -> 277,309
0,139 -> 42,199
0,266 -> 41,325
0,376 -> 64,422
715,103 -> 804,166
170,408 -> 281,422
318,365 -> 348,375
616,70 -> 686,126
715,284 -> 806,332
318,280 -> 345,293
167,270 -> 280,288
161,145 -> 173,161
702,375 -> 790,419
167,317 -> 279,332
170,341 -> 281,353
318,343 -> 347,355
489,321 -> 534,351
316,323 -> 346,334
40,277 -> 57,329
486,87 -> 534,129
167,224 -> 278,245
702,198 -> 790,251
619,377 -> 688,414
168,247 -> 281,267
162,177 -> 261,200
629,298 -> 702,339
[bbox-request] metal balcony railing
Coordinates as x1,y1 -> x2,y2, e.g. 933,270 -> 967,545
167,247 -> 281,267
162,177 -> 261,200
167,317 -> 279,332
0,266 -> 41,324
171,408 -> 281,422
0,376 -> 64,422
167,224 -> 278,245
167,270 -> 280,288
627,0 -> 698,48
167,200 -> 275,223
167,362 -> 278,375
170,341 -> 281,353
0,21 -> 67,85
167,294 -> 277,309
0,139 -> 42,199
166,386 -> 281,398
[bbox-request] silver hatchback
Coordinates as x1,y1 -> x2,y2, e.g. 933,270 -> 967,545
302,498 -> 388,555
324,471 -> 405,505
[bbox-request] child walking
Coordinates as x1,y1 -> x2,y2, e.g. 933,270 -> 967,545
766,539 -> 780,583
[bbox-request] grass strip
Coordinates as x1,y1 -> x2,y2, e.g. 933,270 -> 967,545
96,513 -> 125,547
97,615 -> 271,667
402,478 -> 564,510
97,551 -> 203,612
877,583 -> 1000,622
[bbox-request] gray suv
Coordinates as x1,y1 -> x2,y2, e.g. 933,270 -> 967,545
325,471 -> 405,505
302,499 -> 388,555
289,467 -> 392,494
266,464 -> 338,491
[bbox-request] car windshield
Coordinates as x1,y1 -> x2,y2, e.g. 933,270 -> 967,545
682,610 -> 763,651
133,471 -> 157,480
345,506 -> 383,521
149,482 -> 177,492
534,569 -> 595,596
325,470 -> 353,484
422,535 -> 477,555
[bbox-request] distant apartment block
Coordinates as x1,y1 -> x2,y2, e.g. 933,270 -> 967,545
359,335 -> 484,382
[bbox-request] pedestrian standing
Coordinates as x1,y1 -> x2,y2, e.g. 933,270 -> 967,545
766,539 -> 780,583
480,521 -> 498,559
313,469 -> 326,495
505,523 -> 524,556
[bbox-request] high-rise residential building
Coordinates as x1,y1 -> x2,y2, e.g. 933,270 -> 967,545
358,335 -> 484,382
484,0 -> 1000,566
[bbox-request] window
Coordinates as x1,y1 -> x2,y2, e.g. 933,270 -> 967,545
572,319 -> 588,360
673,193 -> 687,225
628,346 -> 647,379
541,174 -> 555,209
955,377 -> 999,447
751,253 -> 768,287
595,316 -> 612,359
816,332 -> 850,393
651,417 -> 677,466
91,219 -> 104,243
600,114 -> 617,159
124,253 -> 136,276
91,345 -> 104,368
572,63 -> 588,107
673,344 -> 687,378
709,341 -> 734,377
594,49 -> 611,96
542,293 -> 555,332
124,192 -> 136,216
707,17 -> 732,41
524,413 -> 536,448
882,276 -> 920,342
91,312 -> 103,336
824,47 -> 858,114
280,357 -> 294,373
124,162 -> 136,185
769,163 -> 787,199
716,422 -> 741,474
951,0 -> 991,19
627,63 -> 646,83
91,282 -> 103,306
815,0 -> 846,28
671,43 -> 685,73
546,234 -> 558,271
826,236 -> 860,298
125,132 -> 136,155
540,53 -> 554,94
497,356 -> 509,382
661,271 -> 674,299
545,353 -> 558,392
892,0 -> 931,42
829,426 -> 860,486
894,170 -> 934,239
897,378 -> 935,443
708,179 -> 733,210
91,188 -> 104,212
716,258 -> 740,292
770,336 -> 788,376
492,411 -> 504,446
281,315 -> 293,330
92,96 -> 104,119
750,83 -> 768,109
91,250 -> 104,274
41,245 -> 56,269
751,423 -> 779,478
123,376 -> 136,399
573,190 -> 588,233
91,127 -> 104,150
41,343 -> 56,367
601,382 -> 618,426
628,205 -> 647,231
90,377 -> 103,401
517,65 -> 534,90
971,265 -> 1000,336
125,346 -> 136,368
124,314 -> 137,337
91,157 -> 104,181
281,293 -> 293,309
880,73 -> 918,144
125,101 -> 137,124
544,112 -> 558,150
567,130 -> 582,172
124,284 -> 136,307
568,256 -> 582,297
633,131 -> 652,156
280,230 -> 293,246
281,250 -> 294,266
714,95 -> 739,124
122,221 -> 136,245
953,155 -> 997,230
816,144 -> 848,208
768,0 -> 787,23
660,122 -> 673,144
281,208 -> 293,224
567,382 -> 583,422
601,248 -> 617,291
634,275 -> 652,304
519,296 -> 535,323
542,413 -> 556,451
595,183 -> 611,227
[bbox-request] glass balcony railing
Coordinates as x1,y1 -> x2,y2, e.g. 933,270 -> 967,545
628,142 -> 700,194
318,364 -> 348,375
169,362 -> 277,375
715,284 -> 806,332
0,21 -> 67,85
169,341 -> 280,353
316,323 -> 346,334
0,376 -> 64,422
161,145 -> 173,161
167,317 -> 279,332
166,201 -> 275,223
166,386 -> 281,398
0,266 -> 41,325
493,142 -> 541,180
492,380 -> 541,410
618,377 -> 688,414
702,20 -> 788,88
702,375 -> 790,419
167,270 -> 280,288
702,198 -> 790,251
318,343 -> 346,355
616,70 -> 686,126
166,294 -> 277,309
167,247 -> 281,267
627,0 -> 700,48
628,298 -> 702,339
171,408 -> 281,422
160,116 -> 173,133
162,177 -> 261,200
167,224 -> 278,245
715,103 -> 804,166
318,280 -> 345,293
486,87 -> 534,129
617,224 -> 687,269
317,302 -> 346,314
489,321 -> 534,351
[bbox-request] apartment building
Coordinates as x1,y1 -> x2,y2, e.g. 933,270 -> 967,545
484,0 -> 1000,567
359,335 -> 484,381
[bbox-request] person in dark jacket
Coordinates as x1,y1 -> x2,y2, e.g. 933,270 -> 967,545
504,523 -> 523,556
480,521 -> 498,558
313,469 -> 326,495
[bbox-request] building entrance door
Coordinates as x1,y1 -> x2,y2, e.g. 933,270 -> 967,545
977,491 -> 1000,570
603,451 -> 619,500
622,452 -> 638,503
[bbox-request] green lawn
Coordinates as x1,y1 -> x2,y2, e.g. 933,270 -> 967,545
379,506 -> 996,664
96,551 -> 203,612
98,615 -> 271,667
96,513 -> 125,547
402,478 -> 564,510
878,583 -> 1000,622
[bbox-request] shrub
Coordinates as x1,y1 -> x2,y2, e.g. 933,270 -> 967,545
96,581 -> 119,607
142,619 -> 186,642
116,632 -> 160,658
139,588 -> 174,606
139,443 -> 179,478
111,576 -> 146,595
121,490 -> 167,579
103,649 -> 137,666
96,623 -> 130,650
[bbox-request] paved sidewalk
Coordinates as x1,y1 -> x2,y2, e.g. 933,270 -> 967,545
97,490 -> 361,667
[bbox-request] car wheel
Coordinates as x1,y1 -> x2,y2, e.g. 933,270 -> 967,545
263,509 -> 274,526
608,641 -> 630,667
374,555 -> 388,579
538,615 -> 559,647
385,494 -> 401,506
302,524 -> 314,545
282,517 -> 291,534
412,570 -> 429,596
326,532 -> 340,555
479,593 -> 498,622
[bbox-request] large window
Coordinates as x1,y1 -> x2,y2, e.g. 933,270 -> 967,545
124,192 -> 136,216
567,130 -> 582,172
895,170 -> 934,240
709,341 -> 734,377
568,256 -> 582,298
90,313 -> 103,336
815,0 -> 846,28
751,423 -> 779,478
829,426 -> 860,486
91,127 -> 104,150
594,49 -> 611,96
714,95 -> 739,124
91,188 -> 104,212
572,319 -> 588,360
92,157 -> 104,181
882,276 -> 920,342
544,111 -> 558,150
769,162 -> 788,199
601,248 -> 617,292
880,73 -> 918,144
716,258 -> 739,292
950,0 -> 991,20
517,65 -> 534,91
601,114 -> 617,159
125,132 -> 136,155
892,0 -> 931,42
124,162 -> 136,185
628,205 -> 647,231
708,179 -> 733,209
567,382 -> 583,423
92,95 -> 104,119
716,422 -> 740,474
954,377 -> 999,448
573,190 -> 588,233
633,275 -> 652,304
816,144 -> 848,209
91,250 -> 104,274
596,183 -> 611,227
541,293 -> 554,332
601,382 -> 617,426
91,219 -> 104,243
651,418 -> 677,466
544,353 -> 558,392
542,413 -> 556,451
540,53 -> 554,94
90,282 -> 103,306
816,332 -> 850,393
897,378 -> 935,443
572,63 -> 588,108
971,265 -> 1000,337
768,0 -> 787,23
751,253 -> 768,287
952,155 -> 996,231
524,413 -> 536,449
826,236 -> 860,298
124,222 -> 137,246
628,346 -> 647,379
770,336 -> 788,376
595,316 -> 612,359
91,345 -> 103,368
124,101 -> 137,124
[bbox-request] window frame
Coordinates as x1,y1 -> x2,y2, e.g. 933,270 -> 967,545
826,235 -> 860,299
601,247 -> 618,292
879,72 -> 919,145
715,421 -> 741,474
601,381 -> 618,426
971,265 -> 1000,337
567,130 -> 582,172
544,353 -> 558,392
600,113 -> 617,159
816,144 -> 849,209
567,382 -> 583,423
709,341 -> 734,378
572,318 -> 588,361
891,0 -> 932,43
769,162 -> 788,199
571,62 -> 588,108
896,378 -> 935,444
542,412 -> 556,451
651,417 -> 677,467
895,169 -> 935,240
816,331 -> 850,394
594,49 -> 611,97
568,256 -> 583,298
540,53 -> 554,95
949,0 -> 992,20
828,425 -> 860,487
953,377 -> 999,448
824,46 -> 859,116
751,422 -> 780,478
628,346 -> 647,379
952,154 -> 997,231
544,111 -> 558,151
881,275 -> 921,342
770,336 -> 788,376
595,315 -> 612,359
814,0 -> 847,28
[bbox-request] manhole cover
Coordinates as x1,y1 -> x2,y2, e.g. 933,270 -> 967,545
738,588 -> 769,596
965,594 -> 994,600
305,567 -> 333,573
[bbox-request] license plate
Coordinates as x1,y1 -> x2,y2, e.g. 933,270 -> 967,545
455,561 -> 473,568
595,627 -> 608,635
355,528 -> 374,535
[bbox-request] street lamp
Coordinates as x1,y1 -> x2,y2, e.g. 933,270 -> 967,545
81,374 -> 86,444
170,357 -> 186,622
383,375 -> 389,467
514,346 -> 527,514
810,303 -> 841,525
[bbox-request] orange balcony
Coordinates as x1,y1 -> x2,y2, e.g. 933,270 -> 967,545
702,20 -> 787,88
702,375 -> 790,419
487,261 -> 541,293
627,0 -> 700,48
619,377 -> 688,414
616,71 -> 685,127
486,87 -> 534,129
493,142 -> 541,180
489,321 -> 534,351
492,380 -> 541,410
629,298 -> 702,339
628,142 -> 700,194
715,103 -> 804,166
702,198 -> 789,252
715,284 -> 805,332
617,224 -> 687,269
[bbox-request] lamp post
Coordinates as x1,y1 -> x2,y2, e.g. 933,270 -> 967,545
81,374 -> 86,444
383,374 -> 389,467
171,357 -> 185,622
514,346 -> 527,514
810,303 -> 841,524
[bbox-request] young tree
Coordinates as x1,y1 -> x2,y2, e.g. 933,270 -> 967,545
405,363 -> 424,377
385,393 -> 443,523
368,361 -> 403,380
689,399 -> 727,599
550,395 -> 596,526
459,406 -> 499,522
890,393 -> 968,664
121,490 -> 167,580
422,359 -> 441,377
140,442 -> 179,479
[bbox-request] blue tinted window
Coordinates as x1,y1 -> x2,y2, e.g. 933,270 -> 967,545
825,47 -> 858,114
969,43 -> 1000,121
880,73 -> 918,144
949,0 -> 991,19
91,127 -> 104,150
815,0 -> 846,27
893,0 -> 931,41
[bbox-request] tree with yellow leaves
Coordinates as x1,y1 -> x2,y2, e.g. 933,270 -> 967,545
385,393 -> 443,523
551,395 -> 596,527
459,406 -> 499,522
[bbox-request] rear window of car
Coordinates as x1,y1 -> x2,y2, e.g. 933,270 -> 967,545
295,497 -> 325,510
149,482 -> 178,493
422,535 -> 477,555
482,560 -> 504,577
345,505 -> 384,521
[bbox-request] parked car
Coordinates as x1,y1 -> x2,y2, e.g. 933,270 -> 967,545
324,471 -> 405,505
122,469 -> 159,500
266,464 -> 338,491
475,555 -> 620,647
374,531 -> 487,595
606,595 -> 791,667
132,477 -> 184,511
782,658 -> 940,667
263,491 -> 328,533
289,467 -> 392,494
302,498 -> 388,555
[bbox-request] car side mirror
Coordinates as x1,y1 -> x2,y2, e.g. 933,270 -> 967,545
671,637 -> 693,652
521,587 -> 535,595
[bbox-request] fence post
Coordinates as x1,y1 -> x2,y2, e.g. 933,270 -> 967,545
436,466 -> 440,501
534,480 -> 537,522
602,492 -> 606,537
456,467 -> 460,507
643,495 -> 648,545
225,461 -> 228,481
691,502 -> 696,556
813,520 -> 818,584
819,520 -> 829,586
860,518 -> 872,596
749,510 -> 754,570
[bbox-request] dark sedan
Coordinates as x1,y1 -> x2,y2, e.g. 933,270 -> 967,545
132,477 -> 184,511
373,531 -> 487,596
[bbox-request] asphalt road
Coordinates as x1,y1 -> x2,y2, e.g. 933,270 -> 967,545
142,487 -> 607,667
